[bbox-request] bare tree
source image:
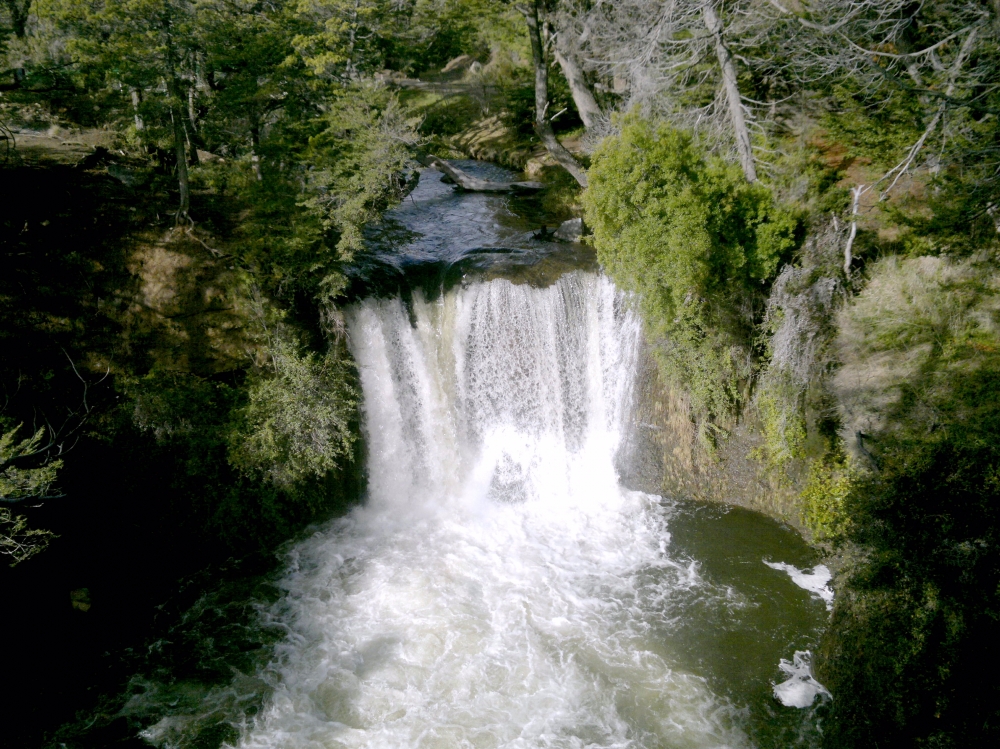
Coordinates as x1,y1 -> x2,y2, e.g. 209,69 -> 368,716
582,0 -> 770,183
549,2 -> 605,132
520,0 -> 590,187
553,33 -> 603,130
761,1 -> 995,267
701,1 -> 756,181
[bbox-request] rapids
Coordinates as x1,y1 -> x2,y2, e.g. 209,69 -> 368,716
97,163 -> 829,749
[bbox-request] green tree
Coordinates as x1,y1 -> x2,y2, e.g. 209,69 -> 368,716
0,425 -> 61,565
228,329 -> 357,487
584,116 -> 798,429
40,0 -> 198,219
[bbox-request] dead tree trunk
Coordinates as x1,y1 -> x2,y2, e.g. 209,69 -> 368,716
165,31 -> 190,222
523,1 -> 589,188
417,154 -> 543,192
553,32 -> 603,131
702,2 -> 757,183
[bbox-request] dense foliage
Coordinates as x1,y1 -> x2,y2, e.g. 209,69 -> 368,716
0,425 -> 61,564
4,1 -> 1000,748
228,330 -> 357,487
584,118 -> 798,429
575,4 -> 1000,747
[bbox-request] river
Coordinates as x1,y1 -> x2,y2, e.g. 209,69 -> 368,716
94,162 -> 830,749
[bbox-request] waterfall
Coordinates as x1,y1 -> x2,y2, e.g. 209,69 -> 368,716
237,272 -> 749,749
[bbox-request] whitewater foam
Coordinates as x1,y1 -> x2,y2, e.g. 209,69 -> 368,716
238,274 -> 751,748
773,652 -> 831,709
763,562 -> 834,610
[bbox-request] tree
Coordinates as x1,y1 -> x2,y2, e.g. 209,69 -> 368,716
40,0 -> 199,220
0,425 -> 61,565
189,0 -> 311,180
583,116 -> 797,425
580,0 -> 774,183
547,1 -> 604,132
293,0 -> 389,80
2,0 -> 31,39
519,0 -> 588,186
228,327 -> 357,488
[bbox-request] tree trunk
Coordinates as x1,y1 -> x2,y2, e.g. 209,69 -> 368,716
129,87 -> 145,131
702,2 -> 757,183
164,20 -> 190,222
553,33 -> 603,131
170,104 -> 191,221
5,0 -> 30,39
523,1 -> 588,188
250,124 -> 263,182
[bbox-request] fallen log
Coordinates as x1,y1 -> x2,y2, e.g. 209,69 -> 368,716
417,154 -> 544,193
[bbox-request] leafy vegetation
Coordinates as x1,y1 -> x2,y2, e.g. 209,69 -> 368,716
228,330 -> 357,487
4,1 -> 1000,747
0,425 -> 61,564
584,117 -> 798,429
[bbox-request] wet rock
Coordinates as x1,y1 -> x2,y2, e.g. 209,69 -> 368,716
553,217 -> 584,242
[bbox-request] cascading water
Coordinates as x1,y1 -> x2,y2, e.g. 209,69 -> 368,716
229,273 -> 787,749
87,163 -> 828,749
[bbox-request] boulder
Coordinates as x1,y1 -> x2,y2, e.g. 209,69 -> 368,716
553,217 -> 585,242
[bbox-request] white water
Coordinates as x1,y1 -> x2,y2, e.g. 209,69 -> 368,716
772,653 -> 831,709
239,273 -> 751,749
763,562 -> 834,611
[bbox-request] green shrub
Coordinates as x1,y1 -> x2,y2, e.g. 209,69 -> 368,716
800,455 -> 855,541
228,331 -> 357,487
0,425 -> 62,565
820,251 -> 1000,747
584,116 -> 799,426
834,254 -> 1000,444
753,376 -> 808,483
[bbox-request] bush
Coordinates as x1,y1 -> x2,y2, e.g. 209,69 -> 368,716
821,439 -> 1000,749
820,251 -> 1000,747
584,116 -> 799,427
228,331 -> 357,487
800,455 -> 854,541
834,254 -> 1000,447
0,425 -> 62,565
753,374 -> 808,482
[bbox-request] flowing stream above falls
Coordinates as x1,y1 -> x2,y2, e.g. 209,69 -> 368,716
110,163 -> 829,749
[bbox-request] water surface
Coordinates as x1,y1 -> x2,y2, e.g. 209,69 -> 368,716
77,163 -> 829,749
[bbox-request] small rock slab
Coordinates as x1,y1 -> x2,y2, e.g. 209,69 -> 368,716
553,217 -> 585,242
